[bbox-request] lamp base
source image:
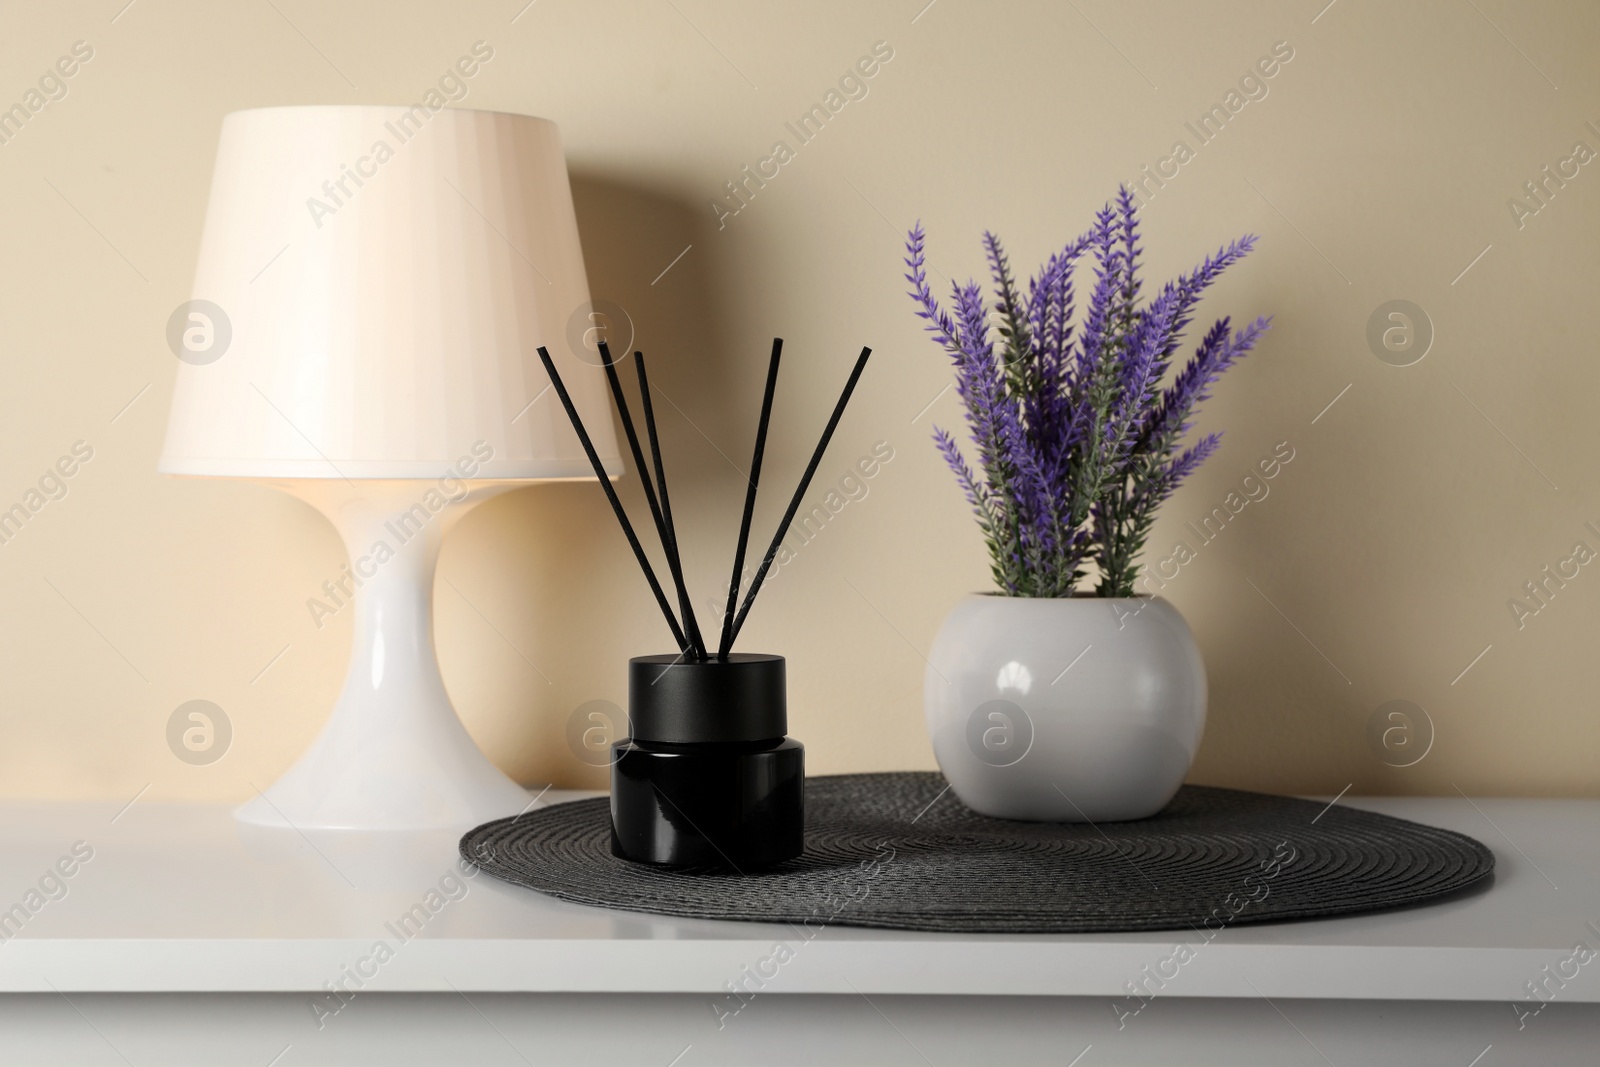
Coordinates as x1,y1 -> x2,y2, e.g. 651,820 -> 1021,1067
238,479 -> 531,832
233,703 -> 531,832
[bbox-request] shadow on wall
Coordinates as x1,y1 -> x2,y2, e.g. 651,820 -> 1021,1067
441,171 -> 744,791
568,167 -> 749,505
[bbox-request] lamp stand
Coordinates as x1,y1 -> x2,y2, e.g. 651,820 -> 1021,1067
235,480 -> 531,831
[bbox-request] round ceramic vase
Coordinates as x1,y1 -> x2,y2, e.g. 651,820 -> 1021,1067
925,594 -> 1206,822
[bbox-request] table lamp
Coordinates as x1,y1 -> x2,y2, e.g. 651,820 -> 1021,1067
160,105 -> 621,830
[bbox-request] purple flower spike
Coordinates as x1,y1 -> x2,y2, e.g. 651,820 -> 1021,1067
903,189 -> 1267,597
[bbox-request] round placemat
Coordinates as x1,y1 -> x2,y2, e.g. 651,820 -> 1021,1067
460,772 -> 1494,933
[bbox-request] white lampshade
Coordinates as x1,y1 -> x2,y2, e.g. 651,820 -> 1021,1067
160,104 -> 619,479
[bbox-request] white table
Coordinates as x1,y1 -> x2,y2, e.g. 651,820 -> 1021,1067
0,793 -> 1594,1065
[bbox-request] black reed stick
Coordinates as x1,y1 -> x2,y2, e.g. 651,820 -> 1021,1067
717,338 -> 783,658
598,341 -> 702,657
536,346 -> 689,654
597,342 -> 672,571
633,351 -> 706,659
728,346 -> 871,647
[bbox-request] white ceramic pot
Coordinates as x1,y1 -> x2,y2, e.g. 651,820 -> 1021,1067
925,594 -> 1206,822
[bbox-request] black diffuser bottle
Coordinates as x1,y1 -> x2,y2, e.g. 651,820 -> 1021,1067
611,654 -> 803,867
538,336 -> 869,872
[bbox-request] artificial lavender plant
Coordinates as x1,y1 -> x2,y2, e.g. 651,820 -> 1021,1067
905,187 -> 1270,598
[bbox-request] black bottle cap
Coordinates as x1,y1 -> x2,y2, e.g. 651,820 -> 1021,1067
628,653 -> 786,743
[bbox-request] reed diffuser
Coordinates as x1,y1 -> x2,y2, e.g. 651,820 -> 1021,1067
538,339 -> 871,868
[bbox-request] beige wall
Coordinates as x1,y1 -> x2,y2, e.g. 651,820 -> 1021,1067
0,0 -> 1596,803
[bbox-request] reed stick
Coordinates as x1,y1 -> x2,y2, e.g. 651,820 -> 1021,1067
717,338 -> 782,658
596,341 -> 675,583
727,346 -> 871,646
633,351 -> 705,658
536,346 -> 689,653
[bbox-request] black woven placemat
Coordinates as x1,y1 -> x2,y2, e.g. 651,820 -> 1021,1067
460,772 -> 1494,933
